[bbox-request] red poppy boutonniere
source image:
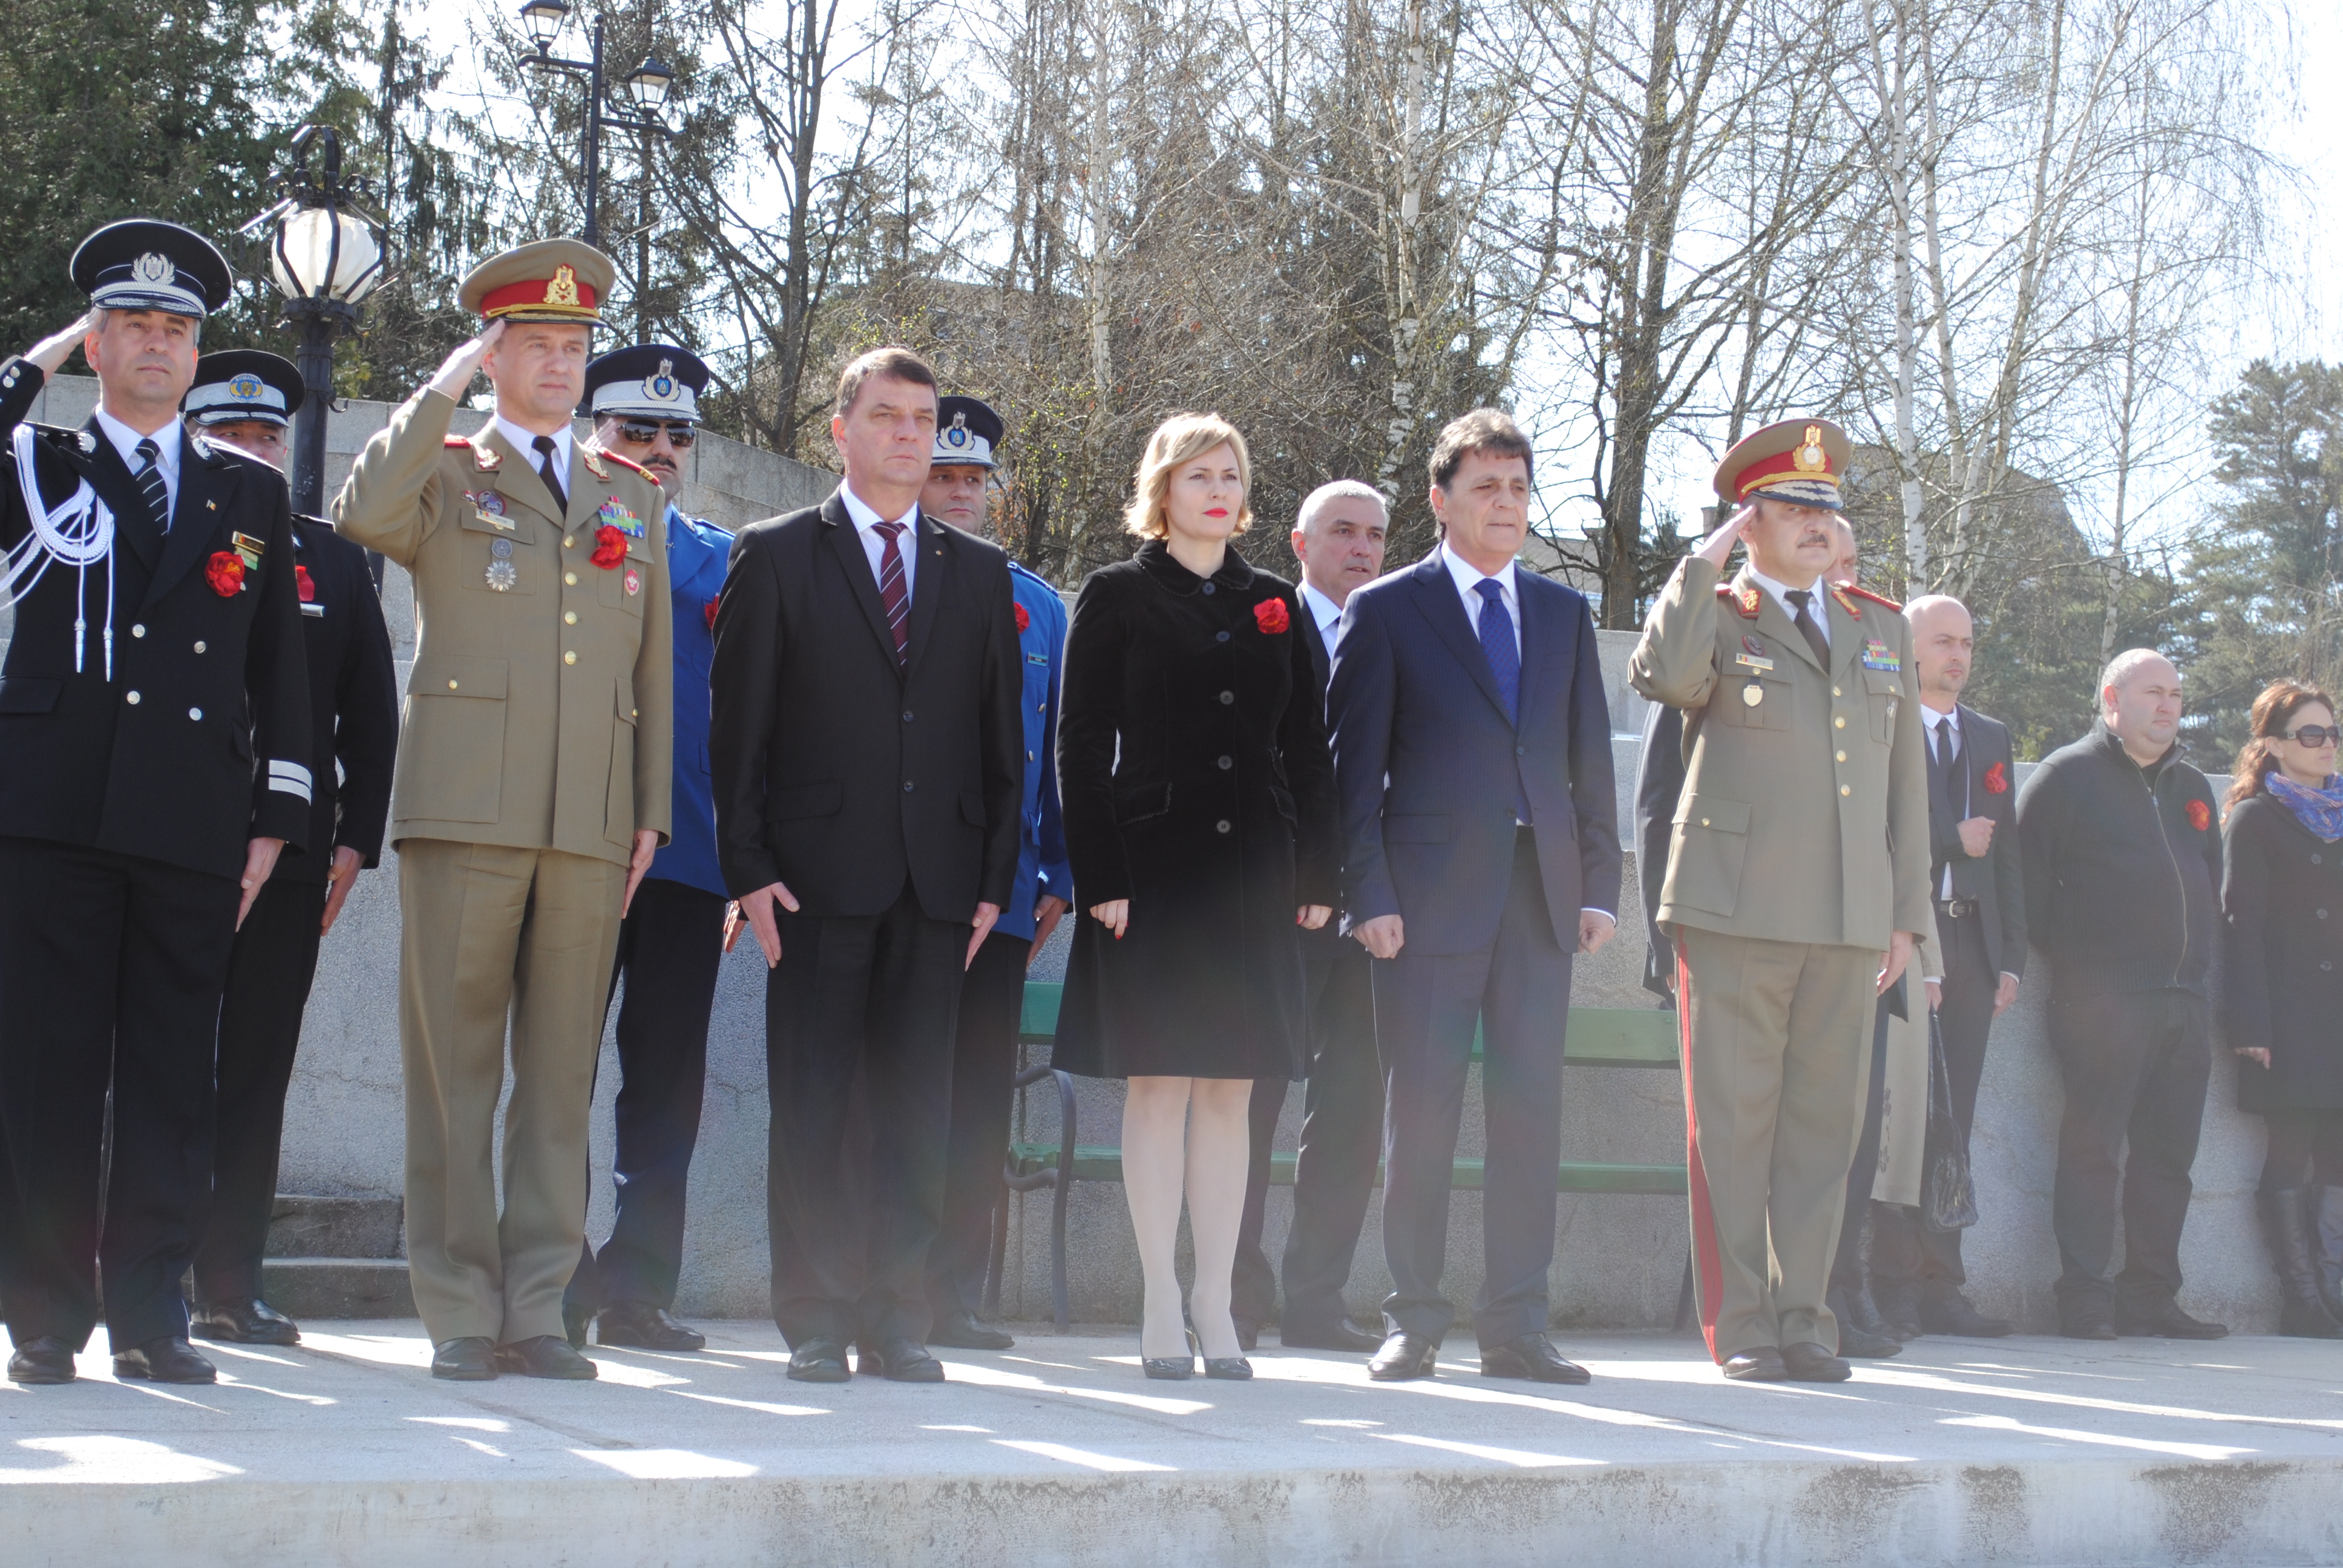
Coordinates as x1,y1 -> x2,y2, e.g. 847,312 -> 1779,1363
704,599 -> 719,633
2187,798 -> 2212,832
295,564 -> 316,603
590,524 -> 628,570
1253,597 -> 1290,635
1982,760 -> 2008,795
1014,601 -> 1031,633
205,551 -> 246,597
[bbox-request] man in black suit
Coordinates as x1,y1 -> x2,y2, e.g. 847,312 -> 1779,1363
1329,410 -> 1620,1384
177,351 -> 399,1348
1231,480 -> 1390,1354
709,346 -> 1023,1384
0,222 -> 312,1387
1872,593 -> 2024,1338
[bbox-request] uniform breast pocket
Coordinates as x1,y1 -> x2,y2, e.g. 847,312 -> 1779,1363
1715,673 -> 1792,731
1666,793 -> 1751,918
596,538 -> 652,616
457,514 -> 535,595
1863,670 -> 1903,743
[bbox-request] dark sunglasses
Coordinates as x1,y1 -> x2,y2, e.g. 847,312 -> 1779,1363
616,419 -> 696,448
2282,727 -> 2343,746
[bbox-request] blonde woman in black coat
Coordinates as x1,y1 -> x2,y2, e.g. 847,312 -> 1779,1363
1054,413 -> 1340,1379
2223,679 -> 2343,1338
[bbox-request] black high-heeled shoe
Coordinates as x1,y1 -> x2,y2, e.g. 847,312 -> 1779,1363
1142,1327 -> 1197,1380
1203,1356 -> 1253,1380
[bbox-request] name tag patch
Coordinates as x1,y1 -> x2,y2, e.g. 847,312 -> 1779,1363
1026,651 -> 1050,666
1861,639 -> 1900,671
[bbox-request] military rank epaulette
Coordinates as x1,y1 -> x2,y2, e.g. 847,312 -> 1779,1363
442,433 -> 502,471
1830,581 -> 1901,616
580,446 -> 608,480
597,448 -> 660,484
1715,581 -> 1763,618
31,421 -> 96,454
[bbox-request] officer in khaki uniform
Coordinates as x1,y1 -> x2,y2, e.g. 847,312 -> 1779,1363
1628,418 -> 1931,1383
334,240 -> 673,1382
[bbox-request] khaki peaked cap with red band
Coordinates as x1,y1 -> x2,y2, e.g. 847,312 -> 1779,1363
1713,417 -> 1853,514
457,238 -> 615,326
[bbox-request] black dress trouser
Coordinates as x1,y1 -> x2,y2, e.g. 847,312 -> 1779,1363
193,875 -> 327,1304
2047,984 -> 2212,1313
1832,993 -> 1895,1287
0,836 -> 239,1350
765,878 -> 962,1346
567,878 -> 726,1315
1234,931 -> 1382,1333
926,927 -> 1030,1318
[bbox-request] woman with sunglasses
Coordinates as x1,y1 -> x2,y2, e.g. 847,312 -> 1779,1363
2222,679 -> 2343,1338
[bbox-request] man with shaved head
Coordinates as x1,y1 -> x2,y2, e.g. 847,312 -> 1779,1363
2016,650 -> 2227,1340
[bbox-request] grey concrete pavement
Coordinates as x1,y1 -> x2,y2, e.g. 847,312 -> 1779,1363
4,1322 -> 2341,1564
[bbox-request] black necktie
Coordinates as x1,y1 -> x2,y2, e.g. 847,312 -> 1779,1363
533,434 -> 568,515
134,436 -> 169,534
1785,589 -> 1830,667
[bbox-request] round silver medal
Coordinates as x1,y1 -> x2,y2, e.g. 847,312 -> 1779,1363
486,537 -> 517,591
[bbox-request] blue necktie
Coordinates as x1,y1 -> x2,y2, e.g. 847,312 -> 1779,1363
1475,578 -> 1519,725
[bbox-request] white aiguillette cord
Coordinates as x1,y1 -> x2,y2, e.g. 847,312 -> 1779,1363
5,424 -> 116,679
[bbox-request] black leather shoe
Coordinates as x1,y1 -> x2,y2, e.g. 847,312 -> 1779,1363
431,1336 -> 497,1380
1281,1316 -> 1383,1353
1919,1292 -> 2016,1338
191,1298 -> 301,1347
6,1336 -> 77,1385
1827,1287 -> 1899,1357
1141,1352 -> 1196,1380
1367,1331 -> 1440,1381
787,1338 -> 851,1382
1722,1346 -> 1786,1381
1480,1333 -> 1592,1384
1873,1281 -> 1924,1342
870,1338 -> 946,1382
596,1302 -> 707,1352
926,1310 -> 1013,1351
1781,1341 -> 1853,1382
562,1300 -> 593,1350
496,1335 -> 598,1379
1204,1356 -> 1254,1379
113,1336 -> 217,1384
2059,1310 -> 2119,1341
2114,1298 -> 2229,1339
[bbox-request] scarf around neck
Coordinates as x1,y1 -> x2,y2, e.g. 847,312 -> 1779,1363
2266,772 -> 2343,842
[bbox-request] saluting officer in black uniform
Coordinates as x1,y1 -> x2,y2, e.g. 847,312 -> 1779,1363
175,351 -> 399,1348
0,221 -> 312,1387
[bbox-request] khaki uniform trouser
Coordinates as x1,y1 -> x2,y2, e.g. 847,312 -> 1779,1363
1672,928 -> 1876,1362
398,839 -> 626,1345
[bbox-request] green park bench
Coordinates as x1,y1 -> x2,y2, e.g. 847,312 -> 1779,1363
985,982 -> 1693,1331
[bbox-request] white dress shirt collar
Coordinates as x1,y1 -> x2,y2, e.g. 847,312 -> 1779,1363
1438,543 -> 1521,655
1299,581 -> 1344,638
495,415 -> 571,488
93,407 -> 181,521
1746,566 -> 1830,648
839,483 -> 922,601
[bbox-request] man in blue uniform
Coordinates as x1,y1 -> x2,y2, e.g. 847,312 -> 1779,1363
919,395 -> 1070,1350
180,351 -> 399,1348
561,344 -> 732,1352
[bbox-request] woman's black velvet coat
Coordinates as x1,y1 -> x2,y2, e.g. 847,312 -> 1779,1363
1050,540 -> 1340,1081
2221,791 -> 2343,1112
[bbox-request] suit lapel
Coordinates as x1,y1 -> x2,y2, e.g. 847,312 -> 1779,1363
1514,572 -> 1552,726
1300,603 -> 1331,697
1406,554 -> 1511,724
143,430 -> 238,609
1737,569 -> 1824,675
821,491 -> 902,671
901,510 -> 948,678
79,419 -> 162,572
1829,601 -> 1863,683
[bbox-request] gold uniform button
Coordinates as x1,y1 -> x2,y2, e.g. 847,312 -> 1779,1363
1834,715 -> 1846,729
565,572 -> 578,586
564,610 -> 578,625
563,651 -> 578,665
1836,751 -> 1847,762
1840,785 -> 1852,796
1832,685 -> 1841,697
563,534 -> 575,548
448,679 -> 459,690
1700,817 -> 1711,827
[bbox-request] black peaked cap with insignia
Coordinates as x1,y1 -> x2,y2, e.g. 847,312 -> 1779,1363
583,344 -> 709,423
184,348 -> 304,428
71,219 -> 235,319
932,394 -> 1004,470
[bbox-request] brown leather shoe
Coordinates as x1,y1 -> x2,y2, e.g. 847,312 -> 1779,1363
1781,1341 -> 1853,1382
1722,1346 -> 1786,1381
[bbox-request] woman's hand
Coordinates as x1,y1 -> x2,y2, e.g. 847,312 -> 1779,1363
2235,1046 -> 2272,1068
1089,898 -> 1130,939
1297,904 -> 1332,930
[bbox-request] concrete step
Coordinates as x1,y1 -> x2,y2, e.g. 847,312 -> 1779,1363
265,1194 -> 402,1259
261,1257 -> 414,1319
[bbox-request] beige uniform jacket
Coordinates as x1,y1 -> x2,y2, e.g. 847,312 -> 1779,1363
333,388 -> 672,868
1628,556 -> 1930,950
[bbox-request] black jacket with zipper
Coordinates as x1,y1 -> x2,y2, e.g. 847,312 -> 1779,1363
2016,720 -> 2221,1002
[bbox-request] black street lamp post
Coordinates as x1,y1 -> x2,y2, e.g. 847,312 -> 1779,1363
239,126 -> 387,520
517,0 -> 673,252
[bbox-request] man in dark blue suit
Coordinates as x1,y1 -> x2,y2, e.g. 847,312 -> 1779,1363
1328,409 -> 1620,1383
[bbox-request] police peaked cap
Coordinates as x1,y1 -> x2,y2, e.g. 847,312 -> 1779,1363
184,349 -> 304,428
932,395 -> 1004,470
71,220 -> 235,319
584,344 -> 709,423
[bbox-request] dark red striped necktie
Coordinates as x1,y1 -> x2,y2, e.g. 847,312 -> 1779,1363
874,518 -> 909,664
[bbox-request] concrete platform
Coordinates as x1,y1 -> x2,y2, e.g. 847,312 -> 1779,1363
5,1323 -> 2341,1566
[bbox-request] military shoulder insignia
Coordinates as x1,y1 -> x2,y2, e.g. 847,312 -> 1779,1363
580,447 -> 608,480
444,434 -> 472,448
600,449 -> 657,483
1836,582 -> 1902,613
1731,584 -> 1763,618
595,497 -> 646,538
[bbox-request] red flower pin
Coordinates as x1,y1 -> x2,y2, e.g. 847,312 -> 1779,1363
590,524 -> 627,570
1253,597 -> 1290,635
1014,601 -> 1031,633
205,551 -> 245,597
1982,761 -> 2008,795
2187,799 -> 2212,832
295,564 -> 316,603
704,599 -> 719,633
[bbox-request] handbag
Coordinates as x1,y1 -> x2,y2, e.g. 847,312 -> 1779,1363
1919,1009 -> 1979,1232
